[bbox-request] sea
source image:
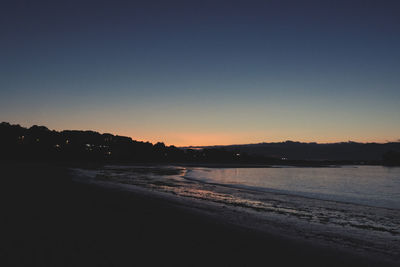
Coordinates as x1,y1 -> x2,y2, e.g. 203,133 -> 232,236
184,166 -> 400,210
73,164 -> 400,259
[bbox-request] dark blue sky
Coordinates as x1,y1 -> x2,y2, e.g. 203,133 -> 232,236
1,0 -> 399,145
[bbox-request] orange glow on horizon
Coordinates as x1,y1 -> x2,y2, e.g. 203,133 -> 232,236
13,122 -> 399,147
121,131 -> 399,147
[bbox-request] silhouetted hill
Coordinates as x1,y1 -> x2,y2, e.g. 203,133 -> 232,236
0,122 -> 268,164
186,141 -> 400,163
0,122 -> 183,162
2,122 -> 399,165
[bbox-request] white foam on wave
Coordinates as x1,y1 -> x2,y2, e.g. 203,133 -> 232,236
71,165 -> 400,262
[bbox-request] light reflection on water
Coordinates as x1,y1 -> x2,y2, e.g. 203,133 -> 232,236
72,165 -> 400,258
185,166 -> 400,210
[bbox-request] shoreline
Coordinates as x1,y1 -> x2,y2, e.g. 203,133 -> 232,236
2,159 -> 393,169
1,162 -> 399,266
73,166 -> 400,263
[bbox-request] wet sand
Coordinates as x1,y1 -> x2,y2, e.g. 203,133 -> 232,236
0,162 -> 397,266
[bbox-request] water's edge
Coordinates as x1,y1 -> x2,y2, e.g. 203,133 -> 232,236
71,165 -> 400,263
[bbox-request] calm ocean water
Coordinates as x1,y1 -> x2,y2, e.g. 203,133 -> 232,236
74,164 -> 400,257
184,166 -> 400,210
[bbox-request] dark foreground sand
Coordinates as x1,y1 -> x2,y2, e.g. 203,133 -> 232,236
0,162 -> 397,266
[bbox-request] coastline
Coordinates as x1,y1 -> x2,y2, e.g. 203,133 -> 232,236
73,165 -> 400,263
0,162 -> 398,266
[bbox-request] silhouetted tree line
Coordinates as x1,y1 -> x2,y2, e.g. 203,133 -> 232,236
2,122 -> 398,165
0,122 -> 273,164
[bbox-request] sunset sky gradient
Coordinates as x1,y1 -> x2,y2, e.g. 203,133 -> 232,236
1,0 -> 399,146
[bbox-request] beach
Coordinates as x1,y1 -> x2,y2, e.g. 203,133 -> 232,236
0,162 -> 398,266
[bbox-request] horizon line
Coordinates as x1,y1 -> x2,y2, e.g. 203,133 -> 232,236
3,121 -> 399,148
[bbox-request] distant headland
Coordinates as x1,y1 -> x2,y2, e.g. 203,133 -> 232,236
1,122 -> 399,166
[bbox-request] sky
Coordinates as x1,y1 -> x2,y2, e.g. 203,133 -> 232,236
1,0 -> 399,146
